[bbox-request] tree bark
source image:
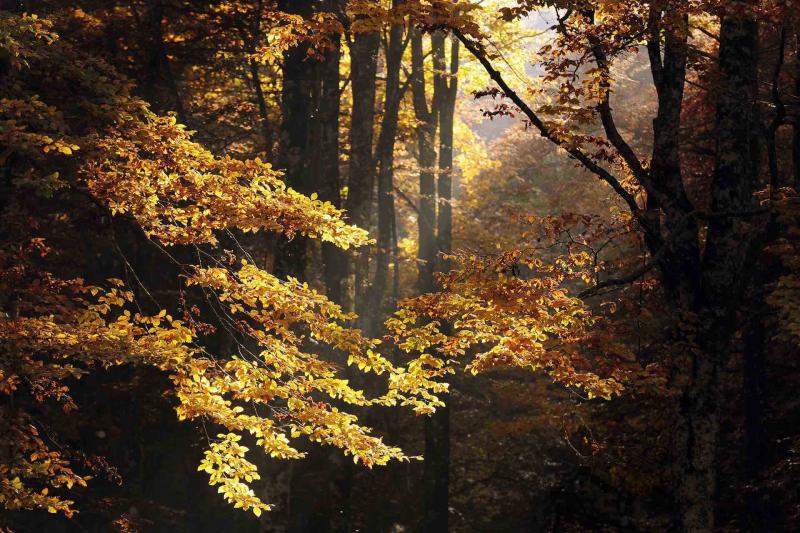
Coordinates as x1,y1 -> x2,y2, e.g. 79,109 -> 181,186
794,30 -> 800,191
673,7 -> 760,532
648,10 -> 702,308
315,6 -> 346,306
418,29 -> 459,533
346,28 -> 380,320
141,0 -> 188,125
241,0 -> 272,159
370,1 -> 407,333
275,0 -> 315,280
411,28 -> 439,296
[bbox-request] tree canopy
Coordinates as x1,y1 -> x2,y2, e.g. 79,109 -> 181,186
2,1 -> 799,531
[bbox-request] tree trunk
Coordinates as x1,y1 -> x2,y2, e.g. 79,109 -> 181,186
411,28 -> 438,296
315,7 -> 346,306
242,0 -> 273,159
275,0 -> 315,280
141,0 -> 188,125
370,1 -> 407,333
673,7 -> 760,532
794,30 -> 800,191
435,35 -> 458,273
412,28 -> 458,532
648,10 -> 701,308
346,29 -> 380,321
248,57 -> 273,159
742,299 -> 770,530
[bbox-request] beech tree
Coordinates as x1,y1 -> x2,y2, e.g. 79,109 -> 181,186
2,1 -> 799,531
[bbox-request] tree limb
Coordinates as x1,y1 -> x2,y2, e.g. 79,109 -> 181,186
452,28 -> 658,240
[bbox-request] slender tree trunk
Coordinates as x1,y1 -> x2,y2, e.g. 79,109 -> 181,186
370,1 -> 407,333
242,0 -> 273,159
436,36 -> 458,272
742,299 -> 770,529
422,31 -> 458,533
316,10 -> 347,306
142,0 -> 188,125
794,31 -> 800,190
648,10 -> 701,307
346,29 -> 380,320
275,4 -> 335,531
275,0 -> 315,280
411,29 -> 439,296
248,54 -> 274,159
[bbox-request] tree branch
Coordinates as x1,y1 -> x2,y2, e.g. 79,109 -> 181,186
582,17 -> 649,186
452,28 -> 657,240
579,251 -> 663,299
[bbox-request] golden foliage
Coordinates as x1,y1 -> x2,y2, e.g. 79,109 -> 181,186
388,242 -> 625,401
0,9 -> 433,518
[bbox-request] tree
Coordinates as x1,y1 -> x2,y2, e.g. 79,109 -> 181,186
3,1 -> 799,530
0,8 -> 440,525
433,0 -> 792,529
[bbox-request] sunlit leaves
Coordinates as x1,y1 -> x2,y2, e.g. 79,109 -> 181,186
84,114 -> 368,248
0,8 -> 395,519
388,230 -> 625,401
197,433 -> 271,516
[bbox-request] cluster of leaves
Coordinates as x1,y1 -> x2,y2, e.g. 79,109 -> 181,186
0,8 -> 443,519
388,214 -> 640,401
84,115 -> 368,247
0,271 -> 188,516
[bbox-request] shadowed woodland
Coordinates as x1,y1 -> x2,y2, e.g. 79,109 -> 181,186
2,0 -> 800,531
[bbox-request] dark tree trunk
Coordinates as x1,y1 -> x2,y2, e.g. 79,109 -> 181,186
739,25 -> 791,530
275,0 -> 315,280
672,7 -> 760,532
435,35 -> 458,273
370,1 -> 407,333
648,10 -> 701,308
275,4 -> 341,532
417,29 -> 460,533
346,29 -> 380,320
315,9 -> 346,306
704,14 -> 760,300
411,29 -> 439,297
426,36 -> 459,533
242,0 -> 273,159
248,56 -> 273,158
645,6 -> 762,531
141,0 -> 188,125
742,301 -> 771,530
794,30 -> 800,191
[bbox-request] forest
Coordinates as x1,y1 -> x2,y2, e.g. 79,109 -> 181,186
1,0 -> 799,531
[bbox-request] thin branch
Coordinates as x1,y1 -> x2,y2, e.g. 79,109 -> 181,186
393,185 -> 420,217
579,250 -> 663,298
452,28 -> 658,241
578,206 -> 771,298
582,17 -> 649,185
